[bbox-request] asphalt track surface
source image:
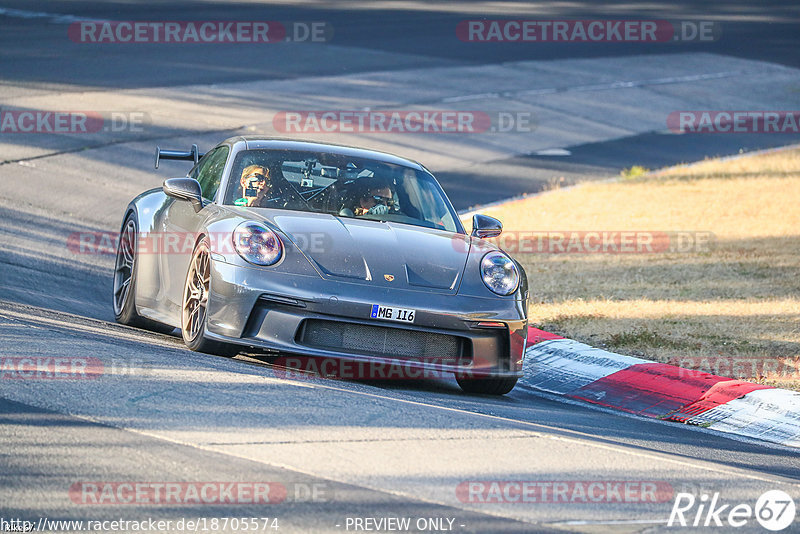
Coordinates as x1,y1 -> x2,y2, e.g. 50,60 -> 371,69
1,1 -> 799,533
1,0 -> 799,206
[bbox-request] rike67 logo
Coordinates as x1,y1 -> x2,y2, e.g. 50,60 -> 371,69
668,490 -> 796,531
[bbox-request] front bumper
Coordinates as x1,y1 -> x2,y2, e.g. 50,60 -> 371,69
205,260 -> 528,378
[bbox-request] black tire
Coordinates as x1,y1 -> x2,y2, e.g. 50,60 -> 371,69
181,237 -> 240,357
113,214 -> 175,334
456,375 -> 518,395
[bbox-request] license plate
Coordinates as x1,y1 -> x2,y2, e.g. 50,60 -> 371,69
370,304 -> 415,323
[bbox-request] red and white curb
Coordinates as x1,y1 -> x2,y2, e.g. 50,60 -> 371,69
523,327 -> 800,448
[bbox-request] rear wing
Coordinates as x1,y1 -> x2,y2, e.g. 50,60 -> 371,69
154,144 -> 205,169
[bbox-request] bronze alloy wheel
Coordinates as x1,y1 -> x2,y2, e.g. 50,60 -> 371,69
112,219 -> 136,317
182,239 -> 210,343
180,238 -> 240,356
112,215 -> 174,334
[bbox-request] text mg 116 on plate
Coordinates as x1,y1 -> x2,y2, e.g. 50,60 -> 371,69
370,305 -> 415,323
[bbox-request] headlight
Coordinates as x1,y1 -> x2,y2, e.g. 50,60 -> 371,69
233,221 -> 282,266
480,251 -> 519,295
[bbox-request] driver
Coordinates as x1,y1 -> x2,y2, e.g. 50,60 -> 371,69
354,179 -> 396,216
235,165 -> 271,207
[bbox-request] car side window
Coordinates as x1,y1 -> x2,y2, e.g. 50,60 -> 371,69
193,146 -> 229,201
188,153 -> 209,180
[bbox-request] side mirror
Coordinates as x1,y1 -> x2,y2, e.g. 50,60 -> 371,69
163,178 -> 204,213
471,214 -> 502,239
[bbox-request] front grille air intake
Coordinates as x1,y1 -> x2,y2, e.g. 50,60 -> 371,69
298,319 -> 467,365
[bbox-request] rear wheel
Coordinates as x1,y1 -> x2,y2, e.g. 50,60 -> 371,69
113,215 -> 174,334
181,238 -> 240,357
456,375 -> 518,395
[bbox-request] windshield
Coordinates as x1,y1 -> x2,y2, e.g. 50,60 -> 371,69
222,149 -> 461,233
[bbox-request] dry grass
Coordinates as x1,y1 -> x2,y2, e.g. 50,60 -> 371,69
464,147 -> 800,388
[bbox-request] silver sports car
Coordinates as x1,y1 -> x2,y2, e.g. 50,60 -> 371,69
113,137 -> 528,394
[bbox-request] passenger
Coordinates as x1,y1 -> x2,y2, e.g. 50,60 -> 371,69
353,180 -> 395,216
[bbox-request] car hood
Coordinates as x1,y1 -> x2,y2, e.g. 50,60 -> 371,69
265,211 -> 470,293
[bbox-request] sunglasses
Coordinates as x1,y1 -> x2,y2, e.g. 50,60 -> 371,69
370,195 -> 393,205
246,173 -> 268,182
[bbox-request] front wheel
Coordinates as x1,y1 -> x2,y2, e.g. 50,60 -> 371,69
181,237 -> 240,357
456,375 -> 518,395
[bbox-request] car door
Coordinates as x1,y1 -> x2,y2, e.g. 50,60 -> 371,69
161,146 -> 230,311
